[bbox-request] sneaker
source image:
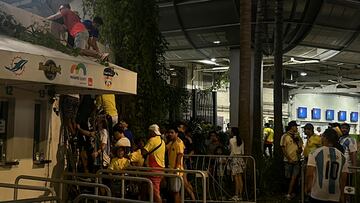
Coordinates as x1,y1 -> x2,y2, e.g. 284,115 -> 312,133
285,193 -> 295,200
230,195 -> 239,201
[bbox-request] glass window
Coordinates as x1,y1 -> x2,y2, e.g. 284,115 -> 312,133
0,100 -> 9,162
33,101 -> 47,162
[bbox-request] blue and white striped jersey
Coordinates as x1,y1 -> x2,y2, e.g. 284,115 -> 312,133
307,146 -> 348,202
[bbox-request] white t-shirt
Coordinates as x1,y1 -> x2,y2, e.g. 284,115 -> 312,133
99,129 -> 110,166
307,146 -> 349,202
229,137 -> 244,156
115,137 -> 131,147
339,136 -> 358,167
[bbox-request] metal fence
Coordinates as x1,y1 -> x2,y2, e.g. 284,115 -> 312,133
62,171 -> 154,203
184,155 -> 256,202
0,182 -> 57,202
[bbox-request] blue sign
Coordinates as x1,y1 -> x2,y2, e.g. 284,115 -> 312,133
326,110 -> 335,121
297,107 -> 307,119
338,111 -> 347,121
312,108 -> 321,120
350,112 -> 358,122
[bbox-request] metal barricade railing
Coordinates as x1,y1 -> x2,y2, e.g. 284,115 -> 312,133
184,155 -> 256,202
1,196 -> 59,203
127,166 -> 207,203
14,175 -> 111,201
74,194 -> 150,203
349,166 -> 360,203
0,182 -> 57,202
62,172 -> 154,203
97,169 -> 185,203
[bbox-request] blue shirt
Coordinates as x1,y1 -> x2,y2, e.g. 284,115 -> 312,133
83,20 -> 99,38
124,129 -> 134,144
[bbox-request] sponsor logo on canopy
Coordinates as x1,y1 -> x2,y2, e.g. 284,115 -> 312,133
70,63 -> 93,86
103,66 -> 118,88
4,56 -> 28,76
39,60 -> 61,80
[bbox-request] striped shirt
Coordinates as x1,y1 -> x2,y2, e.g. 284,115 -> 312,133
308,146 -> 348,202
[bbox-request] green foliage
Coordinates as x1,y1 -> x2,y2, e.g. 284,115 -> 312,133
0,11 -> 77,56
87,0 -> 187,136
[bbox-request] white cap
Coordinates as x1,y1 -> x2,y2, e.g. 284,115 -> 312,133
149,124 -> 161,136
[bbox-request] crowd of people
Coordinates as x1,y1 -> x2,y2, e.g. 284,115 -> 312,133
263,121 -> 358,202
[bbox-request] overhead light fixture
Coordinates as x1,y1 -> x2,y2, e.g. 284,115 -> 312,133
212,66 -> 229,70
213,40 -> 221,44
300,72 -> 307,77
198,60 -> 218,65
168,67 -> 175,71
210,58 -> 216,62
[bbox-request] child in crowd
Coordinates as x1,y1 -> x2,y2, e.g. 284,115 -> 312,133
214,146 -> 227,200
108,146 -> 130,171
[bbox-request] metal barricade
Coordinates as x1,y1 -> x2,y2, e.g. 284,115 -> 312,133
74,194 -> 150,203
128,166 -> 207,203
62,172 -> 154,203
14,175 -> 111,201
0,196 -> 59,203
0,182 -> 57,202
349,166 -> 360,203
184,154 -> 256,202
97,169 -> 185,203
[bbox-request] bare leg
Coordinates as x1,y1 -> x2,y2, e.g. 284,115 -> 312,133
234,175 -> 240,196
174,192 -> 181,203
287,175 -> 297,195
238,175 -> 244,198
80,150 -> 89,173
184,175 -> 196,200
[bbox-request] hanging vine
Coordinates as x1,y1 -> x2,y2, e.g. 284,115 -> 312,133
85,0 -> 188,136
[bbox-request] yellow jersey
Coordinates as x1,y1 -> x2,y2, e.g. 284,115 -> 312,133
280,132 -> 303,162
129,149 -> 145,167
108,157 -> 130,171
263,127 -> 274,143
96,94 -> 118,117
304,134 -> 322,158
167,137 -> 185,170
143,136 -> 165,168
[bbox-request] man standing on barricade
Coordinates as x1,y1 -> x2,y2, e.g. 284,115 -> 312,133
281,121 -> 303,200
142,124 -> 165,203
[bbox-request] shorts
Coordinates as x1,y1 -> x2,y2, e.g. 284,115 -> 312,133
309,197 -> 338,203
284,162 -> 300,178
169,177 -> 182,192
149,176 -> 162,196
74,30 -> 89,49
231,157 -> 245,175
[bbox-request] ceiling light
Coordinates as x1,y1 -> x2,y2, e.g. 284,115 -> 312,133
213,40 -> 221,44
300,72 -> 307,77
210,58 -> 216,62
212,66 -> 229,70
168,68 -> 175,71
198,60 -> 218,65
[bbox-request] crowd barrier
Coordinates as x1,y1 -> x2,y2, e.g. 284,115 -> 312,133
74,194 -> 150,203
183,155 -> 256,202
14,175 -> 111,202
128,166 -> 207,203
0,182 -> 57,202
62,171 -> 154,203
97,169 -> 185,203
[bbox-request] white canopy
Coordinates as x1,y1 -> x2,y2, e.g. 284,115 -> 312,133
0,35 -> 137,95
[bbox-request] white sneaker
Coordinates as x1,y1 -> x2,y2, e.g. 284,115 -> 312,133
230,195 -> 240,201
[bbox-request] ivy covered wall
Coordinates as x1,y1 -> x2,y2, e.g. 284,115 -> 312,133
86,0 -> 188,136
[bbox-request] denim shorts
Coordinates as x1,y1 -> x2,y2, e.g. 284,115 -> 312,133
284,162 -> 300,178
74,30 -> 89,49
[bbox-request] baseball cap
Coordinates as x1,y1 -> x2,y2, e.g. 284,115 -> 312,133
301,123 -> 314,130
149,124 -> 161,136
288,121 -> 300,128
